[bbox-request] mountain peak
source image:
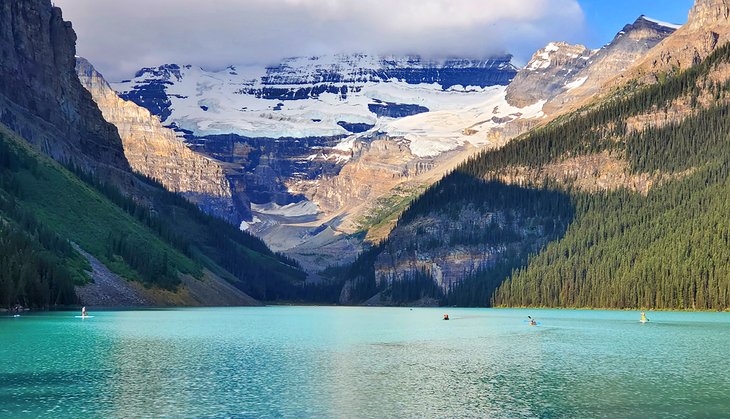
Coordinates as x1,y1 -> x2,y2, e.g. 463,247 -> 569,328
505,42 -> 591,107
614,15 -> 679,42
624,0 -> 730,77
523,42 -> 590,72
636,15 -> 682,30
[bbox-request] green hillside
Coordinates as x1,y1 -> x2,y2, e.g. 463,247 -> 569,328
487,45 -> 730,310
0,124 -> 304,308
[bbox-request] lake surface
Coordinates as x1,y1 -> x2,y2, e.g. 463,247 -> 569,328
1,307 -> 729,418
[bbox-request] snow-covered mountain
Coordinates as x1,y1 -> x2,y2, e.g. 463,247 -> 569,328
113,54 -> 521,152
507,15 -> 679,114
112,53 -> 533,269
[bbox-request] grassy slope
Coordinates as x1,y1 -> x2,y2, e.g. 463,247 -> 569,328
0,124 -> 199,286
356,184 -> 428,243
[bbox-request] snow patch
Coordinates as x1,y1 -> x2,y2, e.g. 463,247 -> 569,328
527,55 -> 551,71
239,216 -> 262,231
114,54 -> 543,165
115,68 -> 521,143
544,42 -> 561,53
642,16 -> 682,30
564,76 -> 588,91
382,87 -> 546,157
527,43 -> 561,71
333,137 -> 357,152
252,201 -> 320,217
113,55 -> 516,139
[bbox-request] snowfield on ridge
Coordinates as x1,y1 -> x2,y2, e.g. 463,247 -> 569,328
113,54 -> 547,158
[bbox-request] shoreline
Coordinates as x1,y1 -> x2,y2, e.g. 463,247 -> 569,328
6,304 -> 729,314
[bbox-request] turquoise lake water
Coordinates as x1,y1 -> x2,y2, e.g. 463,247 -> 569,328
1,307 -> 729,418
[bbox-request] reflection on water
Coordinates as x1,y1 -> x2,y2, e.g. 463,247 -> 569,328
1,308 -> 729,417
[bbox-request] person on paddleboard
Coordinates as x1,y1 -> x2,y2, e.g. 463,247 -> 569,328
641,311 -> 648,322
81,306 -> 87,318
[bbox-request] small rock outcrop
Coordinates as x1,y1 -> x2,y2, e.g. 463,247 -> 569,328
687,0 -> 730,30
303,137 -> 416,215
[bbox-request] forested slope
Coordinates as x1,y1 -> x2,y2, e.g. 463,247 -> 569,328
0,124 -> 305,308
332,42 -> 730,310
488,44 -> 730,310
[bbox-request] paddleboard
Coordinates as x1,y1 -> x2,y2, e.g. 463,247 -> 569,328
74,315 -> 95,319
640,319 -> 649,323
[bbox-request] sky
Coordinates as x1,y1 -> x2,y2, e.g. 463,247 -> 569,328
54,0 -> 694,81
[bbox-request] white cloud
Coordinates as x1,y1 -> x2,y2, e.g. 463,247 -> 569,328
55,0 -> 586,80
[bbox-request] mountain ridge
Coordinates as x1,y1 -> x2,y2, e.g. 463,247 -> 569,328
506,15 -> 678,116
608,0 -> 729,88
114,53 -> 519,139
95,13 -> 682,275
109,53 -> 540,269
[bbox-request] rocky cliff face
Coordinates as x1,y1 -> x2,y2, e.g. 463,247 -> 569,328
688,0 -> 730,29
0,0 -> 129,174
372,208 -> 514,292
75,58 -> 244,223
300,137 -> 421,215
493,152 -> 670,195
629,0 -> 730,78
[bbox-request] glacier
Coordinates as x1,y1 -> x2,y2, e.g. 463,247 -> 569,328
112,53 -> 548,160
